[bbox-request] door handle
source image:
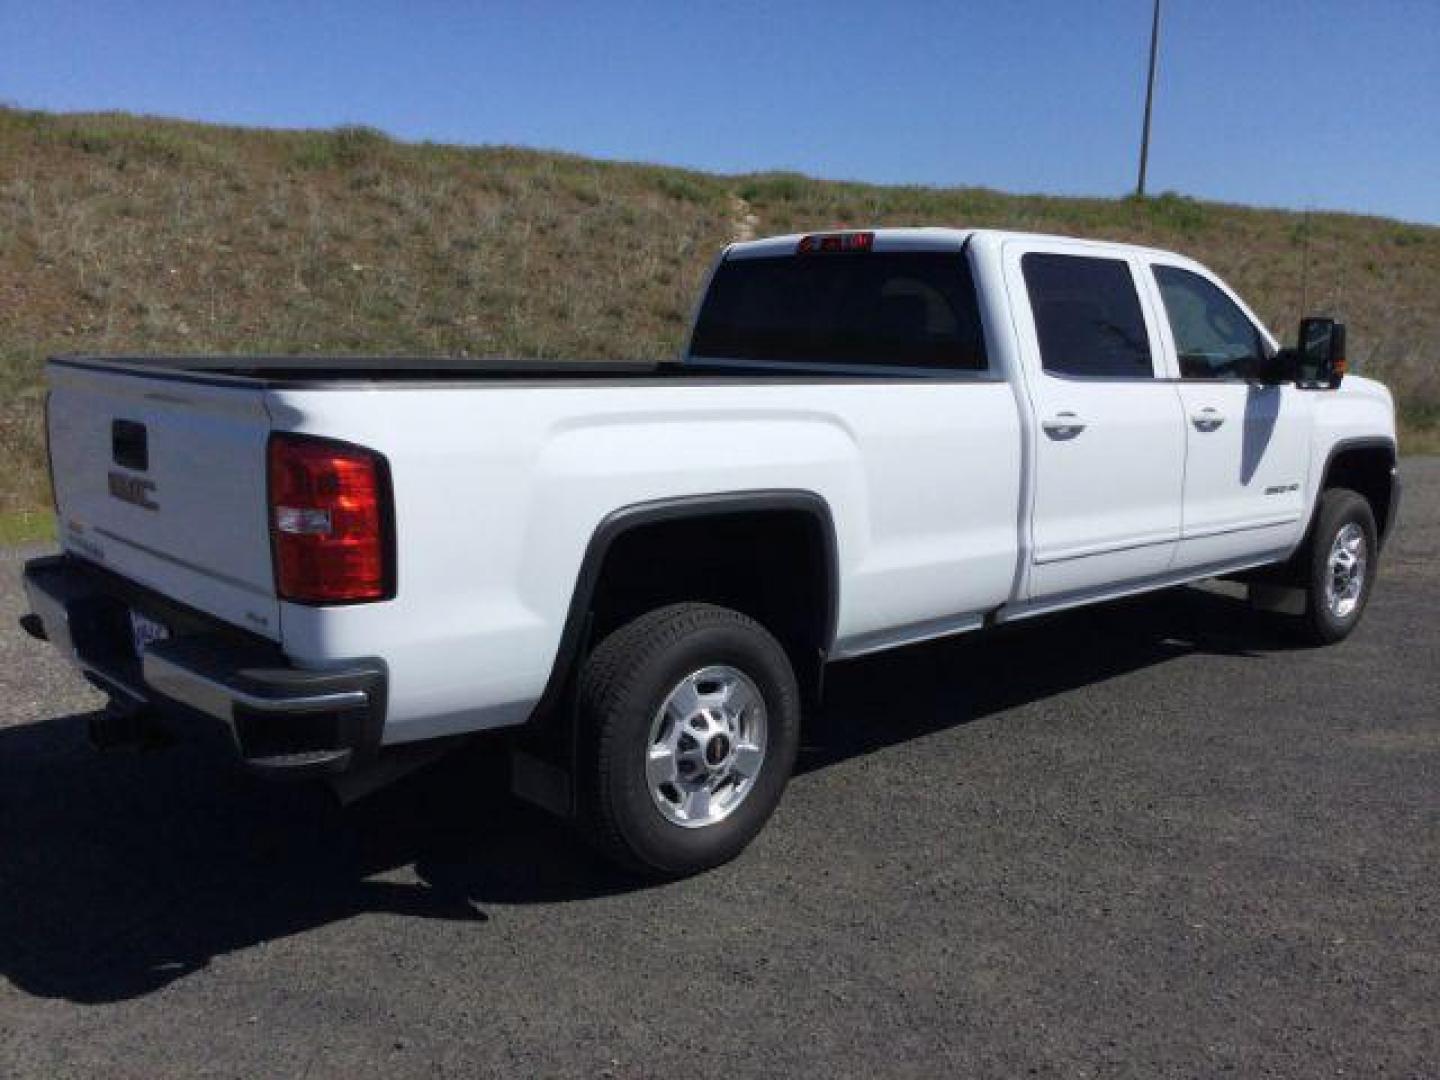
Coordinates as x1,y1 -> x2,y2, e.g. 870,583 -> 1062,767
1191,407 -> 1225,432
1041,411 -> 1086,439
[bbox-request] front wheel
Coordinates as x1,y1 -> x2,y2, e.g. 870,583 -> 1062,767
576,603 -> 801,878
1296,488 -> 1378,645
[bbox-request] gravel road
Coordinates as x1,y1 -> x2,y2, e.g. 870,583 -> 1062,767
1,462 -> 1436,1078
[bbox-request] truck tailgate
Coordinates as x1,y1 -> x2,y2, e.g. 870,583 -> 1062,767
47,362 -> 281,639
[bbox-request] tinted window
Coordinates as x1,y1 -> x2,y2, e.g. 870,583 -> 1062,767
1022,254 -> 1153,378
1154,265 -> 1268,380
690,252 -> 986,370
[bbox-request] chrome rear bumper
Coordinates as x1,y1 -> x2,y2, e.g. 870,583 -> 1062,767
21,554 -> 385,778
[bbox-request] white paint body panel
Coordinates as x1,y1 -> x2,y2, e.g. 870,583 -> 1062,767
267,379 -> 1023,740
1170,381 -> 1314,565
999,240 -> 1186,599
1135,256 -> 1319,568
41,228 -> 1398,747
47,364 -> 281,638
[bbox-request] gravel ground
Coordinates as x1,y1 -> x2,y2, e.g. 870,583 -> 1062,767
1,462 -> 1436,1078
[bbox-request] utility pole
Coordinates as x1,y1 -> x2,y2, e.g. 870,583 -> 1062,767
1136,0 -> 1162,197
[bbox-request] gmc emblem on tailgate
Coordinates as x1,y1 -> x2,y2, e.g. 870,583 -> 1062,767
108,470 -> 159,511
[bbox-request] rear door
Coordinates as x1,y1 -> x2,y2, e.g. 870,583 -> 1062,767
1142,261 -> 1316,567
47,361 -> 281,638
1003,242 -> 1186,601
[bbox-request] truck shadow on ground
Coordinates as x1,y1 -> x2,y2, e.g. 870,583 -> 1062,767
0,583 -> 1298,1005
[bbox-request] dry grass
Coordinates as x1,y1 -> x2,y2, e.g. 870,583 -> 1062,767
2,107 -> 1436,512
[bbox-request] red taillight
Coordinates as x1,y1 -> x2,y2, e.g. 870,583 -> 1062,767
268,434 -> 393,603
797,231 -> 874,254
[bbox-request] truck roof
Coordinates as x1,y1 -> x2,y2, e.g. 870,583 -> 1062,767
726,227 -> 1183,263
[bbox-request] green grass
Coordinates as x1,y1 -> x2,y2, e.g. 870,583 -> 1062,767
0,510 -> 55,546
1,105 -> 1436,518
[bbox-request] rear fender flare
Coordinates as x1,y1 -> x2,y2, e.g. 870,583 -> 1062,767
529,489 -> 840,723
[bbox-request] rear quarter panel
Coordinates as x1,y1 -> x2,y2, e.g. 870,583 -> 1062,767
266,379 -> 1023,742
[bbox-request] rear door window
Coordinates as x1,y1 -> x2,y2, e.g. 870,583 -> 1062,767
690,252 -> 987,370
1021,253 -> 1155,378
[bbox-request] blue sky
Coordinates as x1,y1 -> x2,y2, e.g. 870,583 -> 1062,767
3,0 -> 1437,223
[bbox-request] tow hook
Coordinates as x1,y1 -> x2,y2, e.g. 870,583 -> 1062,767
87,702 -> 174,753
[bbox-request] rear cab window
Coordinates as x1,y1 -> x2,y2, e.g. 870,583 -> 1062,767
689,248 -> 987,372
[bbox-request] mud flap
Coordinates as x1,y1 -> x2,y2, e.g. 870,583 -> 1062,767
510,748 -> 573,817
1248,582 -> 1307,616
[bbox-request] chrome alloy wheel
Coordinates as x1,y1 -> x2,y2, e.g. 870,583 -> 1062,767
1325,521 -> 1367,619
645,665 -> 767,828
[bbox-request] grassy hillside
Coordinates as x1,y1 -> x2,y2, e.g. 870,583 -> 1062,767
2,107 -> 1437,517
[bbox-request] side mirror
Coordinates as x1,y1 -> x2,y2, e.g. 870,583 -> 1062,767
1257,347 -> 1297,385
1298,317 -> 1348,388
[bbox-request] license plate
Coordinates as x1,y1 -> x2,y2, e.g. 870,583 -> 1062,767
129,609 -> 170,656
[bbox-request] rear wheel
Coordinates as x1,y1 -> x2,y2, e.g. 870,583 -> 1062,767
1295,488 -> 1378,645
577,603 -> 800,878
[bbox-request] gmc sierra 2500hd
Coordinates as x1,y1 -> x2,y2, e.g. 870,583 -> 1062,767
22,228 -> 1399,877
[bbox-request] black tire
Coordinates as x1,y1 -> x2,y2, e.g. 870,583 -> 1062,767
1295,488 -> 1378,645
576,603 -> 801,878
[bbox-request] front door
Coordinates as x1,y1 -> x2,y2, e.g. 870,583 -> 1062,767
1145,262 -> 1315,568
1005,244 -> 1187,602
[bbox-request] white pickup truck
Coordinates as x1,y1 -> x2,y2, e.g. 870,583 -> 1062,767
22,228 -> 1400,876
